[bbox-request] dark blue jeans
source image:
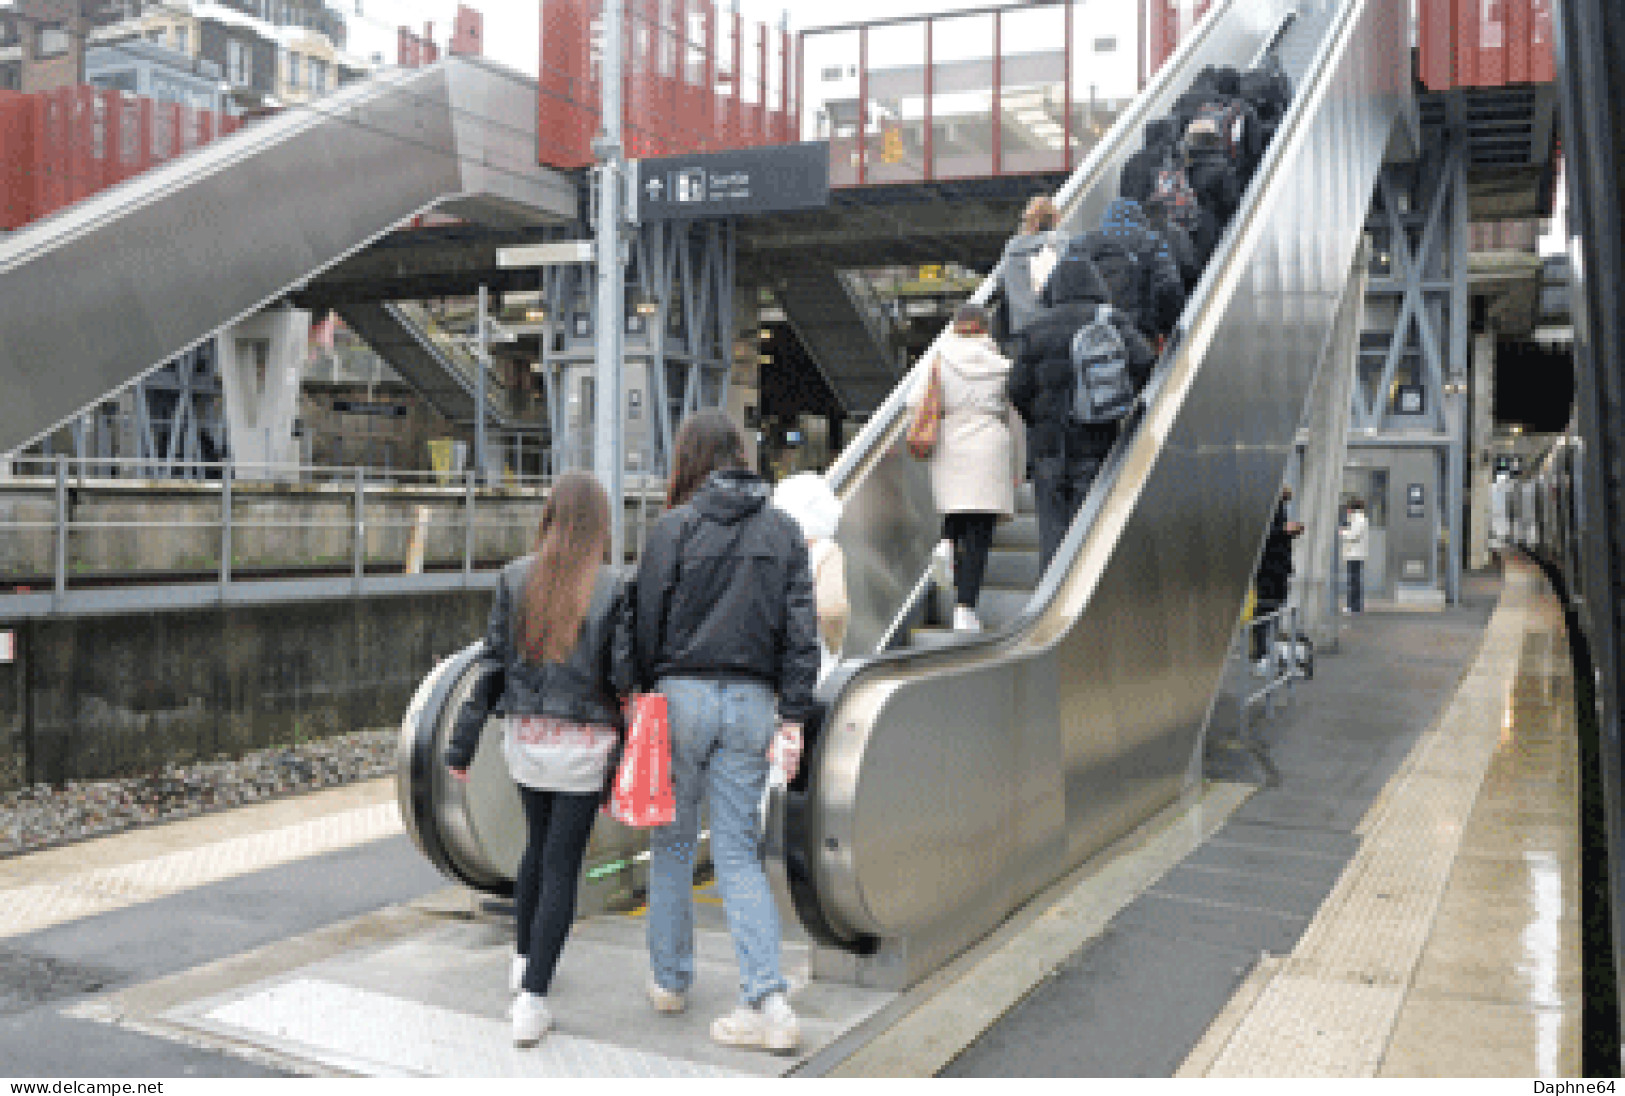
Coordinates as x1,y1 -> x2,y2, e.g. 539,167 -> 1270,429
1034,457 -> 1102,573
515,785 -> 600,995
1347,559 -> 1365,613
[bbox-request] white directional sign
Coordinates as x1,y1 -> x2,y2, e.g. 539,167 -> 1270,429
497,240 -> 595,268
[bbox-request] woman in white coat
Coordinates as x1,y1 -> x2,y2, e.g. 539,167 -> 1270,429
910,303 -> 1025,632
1339,498 -> 1369,613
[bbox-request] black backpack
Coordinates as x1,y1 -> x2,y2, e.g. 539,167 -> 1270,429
1148,156 -> 1201,235
1069,305 -> 1136,426
1082,235 -> 1144,321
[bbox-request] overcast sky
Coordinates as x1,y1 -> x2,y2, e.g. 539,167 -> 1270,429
344,0 -> 1123,73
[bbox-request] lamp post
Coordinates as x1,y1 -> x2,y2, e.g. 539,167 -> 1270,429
594,0 -> 627,563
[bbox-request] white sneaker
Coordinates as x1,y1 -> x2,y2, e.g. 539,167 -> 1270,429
510,955 -> 527,994
512,992 -> 552,1047
1253,657 -> 1270,677
710,993 -> 800,1054
931,539 -> 955,586
953,606 -> 982,633
647,978 -> 688,1014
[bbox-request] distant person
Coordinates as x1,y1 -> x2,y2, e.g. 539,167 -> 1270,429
1340,497 -> 1369,613
997,195 -> 1065,358
1119,118 -> 1181,205
1064,198 -> 1185,342
1143,196 -> 1201,295
1010,254 -> 1155,570
1252,485 -> 1304,669
444,471 -> 628,1048
773,471 -> 848,679
624,409 -> 818,1054
1239,64 -> 1292,151
910,303 -> 1025,633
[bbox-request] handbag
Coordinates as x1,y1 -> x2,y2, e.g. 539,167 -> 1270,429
606,693 -> 676,827
905,355 -> 944,460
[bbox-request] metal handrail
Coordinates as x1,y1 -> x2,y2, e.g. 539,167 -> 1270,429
0,451 -> 663,617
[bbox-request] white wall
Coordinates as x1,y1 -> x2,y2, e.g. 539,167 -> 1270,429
219,306 -> 309,476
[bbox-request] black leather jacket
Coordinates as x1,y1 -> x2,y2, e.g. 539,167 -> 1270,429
444,558 -> 629,771
625,470 -> 820,724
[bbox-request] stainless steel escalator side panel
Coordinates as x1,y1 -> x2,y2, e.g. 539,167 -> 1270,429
396,639 -> 647,898
827,0 -> 1299,660
0,57 -> 575,457
811,0 -> 1408,944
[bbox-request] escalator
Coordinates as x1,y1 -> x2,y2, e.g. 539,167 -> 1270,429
335,300 -> 523,426
0,57 -> 575,457
398,0 -> 1409,988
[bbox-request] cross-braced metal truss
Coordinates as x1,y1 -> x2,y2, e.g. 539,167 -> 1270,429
1351,129 -> 1470,602
59,343 -> 227,479
536,219 -> 736,479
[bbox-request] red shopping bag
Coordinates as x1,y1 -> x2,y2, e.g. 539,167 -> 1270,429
607,693 -> 676,827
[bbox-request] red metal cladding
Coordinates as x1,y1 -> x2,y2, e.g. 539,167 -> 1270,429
0,87 -> 237,228
1531,0 -> 1554,82
1508,0 -> 1530,83
538,0 -> 597,169
1420,0 -> 1453,90
537,0 -> 793,168
0,91 -> 34,230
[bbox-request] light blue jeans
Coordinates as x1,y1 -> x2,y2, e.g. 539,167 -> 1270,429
648,676 -> 787,1007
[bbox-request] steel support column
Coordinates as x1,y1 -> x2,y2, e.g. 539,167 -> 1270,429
1353,129 -> 1469,606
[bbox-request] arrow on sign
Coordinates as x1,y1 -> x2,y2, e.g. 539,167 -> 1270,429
646,177 -> 664,199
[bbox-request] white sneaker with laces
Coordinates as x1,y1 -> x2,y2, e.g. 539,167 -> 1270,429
512,992 -> 552,1047
710,993 -> 800,1053
953,606 -> 982,633
510,955 -> 527,994
647,978 -> 688,1014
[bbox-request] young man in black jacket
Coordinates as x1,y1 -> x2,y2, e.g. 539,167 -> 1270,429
1064,197 -> 1186,342
1009,255 -> 1157,571
625,409 -> 819,1055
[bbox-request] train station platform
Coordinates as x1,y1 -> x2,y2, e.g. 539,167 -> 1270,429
4,556 -> 1582,1078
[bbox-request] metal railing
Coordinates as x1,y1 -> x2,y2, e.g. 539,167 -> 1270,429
837,269 -> 901,360
0,454 -> 667,618
390,302 -> 519,421
1226,601 -> 1309,786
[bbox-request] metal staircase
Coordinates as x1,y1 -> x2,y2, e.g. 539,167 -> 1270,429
774,267 -> 900,415
335,300 -> 522,426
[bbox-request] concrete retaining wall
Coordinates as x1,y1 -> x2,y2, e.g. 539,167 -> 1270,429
1,589 -> 490,791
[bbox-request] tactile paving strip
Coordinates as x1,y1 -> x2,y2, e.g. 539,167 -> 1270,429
1200,566 -> 1540,1077
0,803 -> 400,939
202,978 -> 745,1078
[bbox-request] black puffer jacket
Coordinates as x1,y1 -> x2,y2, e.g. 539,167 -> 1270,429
1009,256 -> 1157,467
1064,199 -> 1186,339
445,560 -> 629,771
626,469 -> 820,723
1255,499 -> 1298,603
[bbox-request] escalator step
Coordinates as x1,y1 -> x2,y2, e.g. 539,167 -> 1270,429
994,515 -> 1040,552
985,549 -> 1041,589
976,587 -> 1034,632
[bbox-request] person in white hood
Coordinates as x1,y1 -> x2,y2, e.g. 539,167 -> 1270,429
772,472 -> 848,679
908,303 -> 1025,632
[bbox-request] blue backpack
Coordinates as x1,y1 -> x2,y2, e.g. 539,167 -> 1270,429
1069,305 -> 1136,425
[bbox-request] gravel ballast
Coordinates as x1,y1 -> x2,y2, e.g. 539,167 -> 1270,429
0,729 -> 398,858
